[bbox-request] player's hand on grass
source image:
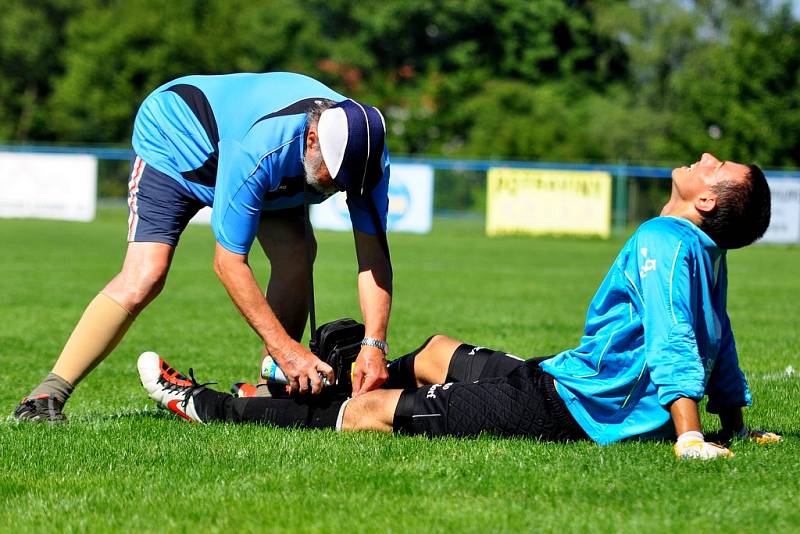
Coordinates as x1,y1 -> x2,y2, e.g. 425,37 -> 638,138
352,344 -> 389,396
674,431 -> 734,460
274,340 -> 334,395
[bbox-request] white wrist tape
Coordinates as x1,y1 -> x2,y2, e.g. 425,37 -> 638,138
677,430 -> 704,444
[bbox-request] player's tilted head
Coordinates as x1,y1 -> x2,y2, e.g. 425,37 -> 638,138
671,153 -> 771,249
697,163 -> 771,249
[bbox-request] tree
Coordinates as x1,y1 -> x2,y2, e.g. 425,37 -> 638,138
0,0 -> 82,141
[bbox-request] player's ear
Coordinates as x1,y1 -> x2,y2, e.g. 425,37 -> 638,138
695,189 -> 718,214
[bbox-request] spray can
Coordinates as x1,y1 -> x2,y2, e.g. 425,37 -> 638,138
261,356 -> 331,386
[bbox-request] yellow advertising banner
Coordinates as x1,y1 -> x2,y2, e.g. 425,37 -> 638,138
486,168 -> 612,237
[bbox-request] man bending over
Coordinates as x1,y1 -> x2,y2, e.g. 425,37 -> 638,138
139,153 -> 779,459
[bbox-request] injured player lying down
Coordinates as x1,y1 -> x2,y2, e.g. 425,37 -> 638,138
138,153 -> 780,459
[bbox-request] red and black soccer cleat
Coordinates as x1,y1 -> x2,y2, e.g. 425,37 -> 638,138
137,351 -> 207,423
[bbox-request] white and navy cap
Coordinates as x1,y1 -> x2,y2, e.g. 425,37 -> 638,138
317,99 -> 386,196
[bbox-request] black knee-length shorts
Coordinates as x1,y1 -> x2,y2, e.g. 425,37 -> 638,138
393,345 -> 587,441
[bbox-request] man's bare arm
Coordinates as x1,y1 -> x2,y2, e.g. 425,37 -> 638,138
352,229 -> 392,395
213,243 -> 332,393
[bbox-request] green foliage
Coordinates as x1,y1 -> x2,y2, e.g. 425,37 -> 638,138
0,0 -> 81,140
667,6 -> 800,166
0,0 -> 799,168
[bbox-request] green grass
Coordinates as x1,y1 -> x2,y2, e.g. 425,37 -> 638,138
1,209 -> 798,533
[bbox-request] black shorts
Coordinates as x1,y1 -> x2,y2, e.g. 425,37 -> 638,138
394,345 -> 587,441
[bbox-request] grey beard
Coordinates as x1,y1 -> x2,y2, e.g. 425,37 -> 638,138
304,150 -> 339,196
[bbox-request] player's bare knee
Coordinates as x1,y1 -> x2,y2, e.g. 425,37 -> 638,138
342,391 -> 397,432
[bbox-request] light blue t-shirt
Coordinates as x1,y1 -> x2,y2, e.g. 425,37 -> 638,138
541,217 -> 752,444
131,72 -> 390,254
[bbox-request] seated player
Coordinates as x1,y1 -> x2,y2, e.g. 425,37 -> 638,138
138,153 -> 780,459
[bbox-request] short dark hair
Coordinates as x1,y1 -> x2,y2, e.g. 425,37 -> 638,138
698,164 -> 771,249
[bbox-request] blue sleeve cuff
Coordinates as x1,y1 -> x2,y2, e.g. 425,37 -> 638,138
213,234 -> 250,255
649,323 -> 706,407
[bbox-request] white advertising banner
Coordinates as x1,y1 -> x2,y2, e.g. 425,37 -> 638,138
0,152 -> 97,222
761,177 -> 800,244
311,163 -> 434,233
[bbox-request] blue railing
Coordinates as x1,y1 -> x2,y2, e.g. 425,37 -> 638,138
2,144 -> 798,179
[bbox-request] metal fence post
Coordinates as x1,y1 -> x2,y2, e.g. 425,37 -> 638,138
613,160 -> 628,234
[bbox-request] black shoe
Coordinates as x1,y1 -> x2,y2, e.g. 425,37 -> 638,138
13,394 -> 67,423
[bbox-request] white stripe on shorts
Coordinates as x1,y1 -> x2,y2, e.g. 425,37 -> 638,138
127,156 -> 145,242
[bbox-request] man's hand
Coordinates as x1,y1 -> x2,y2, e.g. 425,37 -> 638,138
674,430 -> 734,460
272,339 -> 334,395
351,344 -> 388,396
353,229 -> 391,396
214,244 -> 334,395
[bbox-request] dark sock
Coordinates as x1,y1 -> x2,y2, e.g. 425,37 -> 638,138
29,373 -> 74,403
194,388 -> 346,429
385,336 -> 435,389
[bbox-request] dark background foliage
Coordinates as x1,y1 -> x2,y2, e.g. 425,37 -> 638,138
1,0 -> 798,169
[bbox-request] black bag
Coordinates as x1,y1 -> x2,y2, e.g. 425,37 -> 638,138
309,318 -> 365,387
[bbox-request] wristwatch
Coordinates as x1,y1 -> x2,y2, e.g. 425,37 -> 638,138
360,337 -> 388,355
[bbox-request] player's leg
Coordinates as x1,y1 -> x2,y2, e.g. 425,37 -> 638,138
386,336 -> 526,388
139,351 -> 351,428
384,361 -> 587,441
341,389 -> 402,432
139,353 -> 581,441
15,158 -> 200,421
384,335 -> 452,389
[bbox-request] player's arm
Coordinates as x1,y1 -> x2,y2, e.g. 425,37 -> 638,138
705,306 -> 780,444
670,397 -> 733,459
352,228 -> 392,395
634,225 -> 731,459
713,403 -> 781,445
213,245 -> 332,394
718,405 -> 744,435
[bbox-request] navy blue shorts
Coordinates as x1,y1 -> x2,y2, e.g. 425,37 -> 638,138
127,155 -> 206,246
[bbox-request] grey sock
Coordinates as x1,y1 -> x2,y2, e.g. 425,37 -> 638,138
254,384 -> 289,398
30,373 -> 74,403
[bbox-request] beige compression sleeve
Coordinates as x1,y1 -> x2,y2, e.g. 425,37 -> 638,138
51,292 -> 136,385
